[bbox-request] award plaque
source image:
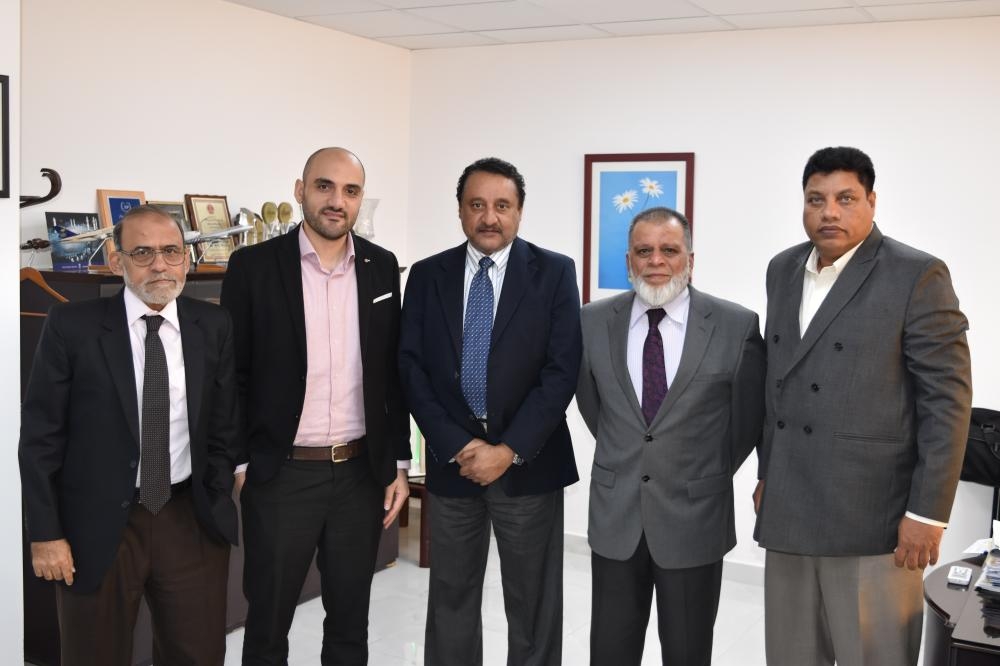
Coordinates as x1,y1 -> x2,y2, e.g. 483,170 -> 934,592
185,194 -> 233,263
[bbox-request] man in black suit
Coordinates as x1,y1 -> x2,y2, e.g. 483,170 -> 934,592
399,157 -> 582,666
221,147 -> 411,665
19,205 -> 239,666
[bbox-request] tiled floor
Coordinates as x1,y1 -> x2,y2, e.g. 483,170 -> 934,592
223,503 -> 768,665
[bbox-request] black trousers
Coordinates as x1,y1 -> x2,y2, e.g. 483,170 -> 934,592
590,534 -> 723,666
240,457 -> 383,666
425,484 -> 564,666
56,487 -> 230,666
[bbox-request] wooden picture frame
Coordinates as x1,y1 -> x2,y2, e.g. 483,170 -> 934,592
97,189 -> 147,254
583,153 -> 694,303
185,194 -> 233,263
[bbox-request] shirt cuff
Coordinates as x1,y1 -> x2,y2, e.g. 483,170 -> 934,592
235,463 -> 248,475
397,459 -> 411,470
905,511 -> 947,528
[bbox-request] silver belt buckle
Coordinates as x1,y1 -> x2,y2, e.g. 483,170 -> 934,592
331,442 -> 349,463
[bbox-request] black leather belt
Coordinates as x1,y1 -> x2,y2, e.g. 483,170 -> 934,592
290,438 -> 367,463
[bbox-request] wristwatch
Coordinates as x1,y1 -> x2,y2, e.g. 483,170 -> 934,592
511,452 -> 525,466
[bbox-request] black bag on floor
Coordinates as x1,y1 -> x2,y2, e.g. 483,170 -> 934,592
960,408 -> 1000,524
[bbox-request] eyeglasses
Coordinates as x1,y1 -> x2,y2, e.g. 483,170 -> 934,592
118,246 -> 187,267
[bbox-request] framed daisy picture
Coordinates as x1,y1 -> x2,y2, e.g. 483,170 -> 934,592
583,153 -> 694,303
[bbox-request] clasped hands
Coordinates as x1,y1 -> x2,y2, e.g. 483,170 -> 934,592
456,438 -> 516,486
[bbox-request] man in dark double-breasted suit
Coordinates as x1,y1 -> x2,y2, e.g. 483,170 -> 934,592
754,146 -> 973,666
20,205 -> 239,666
399,157 -> 582,666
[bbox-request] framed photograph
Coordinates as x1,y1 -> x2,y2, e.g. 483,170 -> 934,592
1,74 -> 9,198
583,153 -> 694,303
148,200 -> 192,232
97,189 -> 147,254
185,194 -> 232,263
45,212 -> 106,270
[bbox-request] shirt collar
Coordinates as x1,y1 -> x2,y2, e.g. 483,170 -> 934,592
299,227 -> 356,274
123,285 -> 180,331
466,240 -> 512,273
805,227 -> 872,276
629,286 -> 690,330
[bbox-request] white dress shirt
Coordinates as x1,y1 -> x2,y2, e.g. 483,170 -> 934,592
626,287 -> 690,406
123,287 -> 191,485
799,238 -> 944,528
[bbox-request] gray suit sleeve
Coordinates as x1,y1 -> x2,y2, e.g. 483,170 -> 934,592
902,259 -> 972,523
730,312 -> 766,473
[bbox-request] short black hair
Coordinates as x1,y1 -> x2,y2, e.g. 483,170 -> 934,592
802,146 -> 876,194
629,206 -> 693,252
113,204 -> 185,250
456,157 -> 526,208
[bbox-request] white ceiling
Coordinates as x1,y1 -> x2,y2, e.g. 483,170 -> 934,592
225,0 -> 1000,49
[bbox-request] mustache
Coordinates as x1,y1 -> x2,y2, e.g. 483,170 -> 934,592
476,224 -> 502,233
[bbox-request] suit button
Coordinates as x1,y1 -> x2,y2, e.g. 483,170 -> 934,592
834,342 -> 844,351
803,425 -> 813,434
300,375 -> 306,382
777,421 -> 785,429
641,475 -> 650,482
772,334 -> 780,343
129,460 -> 137,469
454,371 -> 460,380
775,379 -> 783,389
811,383 -> 820,392
644,434 -> 653,442
294,414 -> 300,420
121,501 -> 130,509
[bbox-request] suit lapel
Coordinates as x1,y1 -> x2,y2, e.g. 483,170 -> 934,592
177,298 -> 204,435
607,292 -> 644,424
434,244 -> 467,362
277,227 -> 308,364
100,292 -> 140,450
652,287 -> 714,427
353,234 -> 374,361
492,238 -> 532,347
787,227 -> 882,372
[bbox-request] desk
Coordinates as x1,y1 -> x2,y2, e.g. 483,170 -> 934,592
924,555 -> 1000,665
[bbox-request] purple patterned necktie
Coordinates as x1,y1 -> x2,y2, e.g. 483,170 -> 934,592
641,308 -> 667,426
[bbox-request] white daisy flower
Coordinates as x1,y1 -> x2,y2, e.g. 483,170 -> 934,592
612,190 -> 638,213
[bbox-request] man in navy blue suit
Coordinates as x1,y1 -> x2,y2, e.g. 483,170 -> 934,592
399,157 -> 582,666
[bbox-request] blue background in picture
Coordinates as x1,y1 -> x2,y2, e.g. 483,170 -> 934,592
598,170 -> 677,290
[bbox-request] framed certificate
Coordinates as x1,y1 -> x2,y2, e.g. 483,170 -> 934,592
185,194 -> 232,263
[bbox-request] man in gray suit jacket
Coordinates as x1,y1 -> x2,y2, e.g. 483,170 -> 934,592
754,146 -> 972,666
577,207 -> 765,665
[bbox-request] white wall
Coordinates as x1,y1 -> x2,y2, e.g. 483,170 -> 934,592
406,17 -> 1000,572
20,0 -> 413,260
2,0 -> 23,660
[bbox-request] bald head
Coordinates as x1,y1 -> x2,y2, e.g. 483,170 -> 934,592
302,147 -> 366,185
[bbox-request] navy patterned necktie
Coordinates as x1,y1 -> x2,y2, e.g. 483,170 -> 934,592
461,256 -> 495,419
140,315 -> 171,514
642,308 -> 668,426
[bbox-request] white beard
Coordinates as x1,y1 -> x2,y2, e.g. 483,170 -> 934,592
629,262 -> 690,307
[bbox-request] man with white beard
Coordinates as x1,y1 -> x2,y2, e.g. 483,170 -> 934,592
576,206 -> 766,666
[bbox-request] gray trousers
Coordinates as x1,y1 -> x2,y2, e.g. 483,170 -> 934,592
425,484 -> 564,666
764,550 -> 923,666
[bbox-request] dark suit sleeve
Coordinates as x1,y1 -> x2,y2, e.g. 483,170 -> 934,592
575,305 -> 600,438
501,257 -> 582,461
756,256 -> 781,481
18,306 -> 72,542
219,250 -> 252,467
385,252 -> 412,464
204,310 -> 239,494
730,312 -> 766,473
902,259 -> 972,522
399,263 -> 475,464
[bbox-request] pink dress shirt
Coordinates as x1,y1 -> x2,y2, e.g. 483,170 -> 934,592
294,231 -> 365,446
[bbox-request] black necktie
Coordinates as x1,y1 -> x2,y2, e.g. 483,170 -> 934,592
642,308 -> 668,426
140,315 -> 171,514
